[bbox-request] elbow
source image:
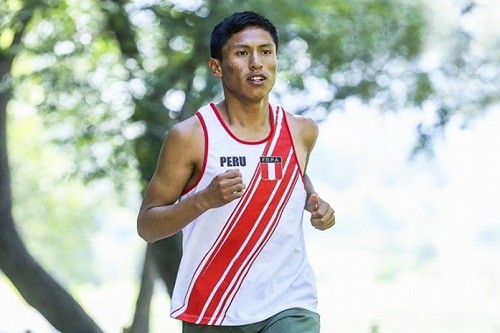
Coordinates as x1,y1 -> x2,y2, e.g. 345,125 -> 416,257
138,231 -> 155,244
137,215 -> 157,243
138,228 -> 160,244
137,213 -> 176,243
137,227 -> 153,244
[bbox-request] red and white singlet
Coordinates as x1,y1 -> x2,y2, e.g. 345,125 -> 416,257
170,103 -> 318,325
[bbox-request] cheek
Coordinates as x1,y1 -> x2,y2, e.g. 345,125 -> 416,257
267,60 -> 278,73
221,61 -> 242,77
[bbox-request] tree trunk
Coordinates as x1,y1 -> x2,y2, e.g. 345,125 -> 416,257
103,1 -> 185,330
0,76 -> 104,333
125,245 -> 155,333
0,3 -> 104,332
0,214 -> 104,333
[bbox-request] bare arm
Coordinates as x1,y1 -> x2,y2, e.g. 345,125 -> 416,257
290,113 -> 336,230
137,117 -> 245,243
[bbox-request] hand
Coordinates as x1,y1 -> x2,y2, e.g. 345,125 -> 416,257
200,169 -> 246,209
305,193 -> 335,230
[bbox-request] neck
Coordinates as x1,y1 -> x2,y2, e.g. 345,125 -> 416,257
219,98 -> 270,129
215,99 -> 272,142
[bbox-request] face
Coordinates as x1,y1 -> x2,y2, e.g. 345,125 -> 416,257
209,26 -> 277,103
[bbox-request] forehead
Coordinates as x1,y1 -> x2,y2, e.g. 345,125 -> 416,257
224,26 -> 276,49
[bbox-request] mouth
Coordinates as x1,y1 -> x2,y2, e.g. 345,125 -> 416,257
248,75 -> 266,83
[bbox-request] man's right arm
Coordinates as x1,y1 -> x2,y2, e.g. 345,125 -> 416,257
137,117 -> 245,243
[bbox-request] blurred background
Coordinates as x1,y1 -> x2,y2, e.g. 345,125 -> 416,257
1,0 -> 499,332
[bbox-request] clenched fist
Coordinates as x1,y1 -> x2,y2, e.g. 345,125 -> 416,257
305,193 -> 335,230
201,169 -> 246,209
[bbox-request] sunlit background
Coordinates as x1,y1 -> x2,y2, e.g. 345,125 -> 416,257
1,0 -> 499,332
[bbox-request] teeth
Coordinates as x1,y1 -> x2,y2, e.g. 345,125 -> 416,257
250,76 -> 264,82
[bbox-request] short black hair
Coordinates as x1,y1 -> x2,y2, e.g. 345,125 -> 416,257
210,11 -> 278,60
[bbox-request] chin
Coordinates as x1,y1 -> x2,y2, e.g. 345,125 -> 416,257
248,94 -> 268,102
250,89 -> 273,101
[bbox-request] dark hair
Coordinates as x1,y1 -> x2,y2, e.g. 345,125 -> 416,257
210,11 -> 278,60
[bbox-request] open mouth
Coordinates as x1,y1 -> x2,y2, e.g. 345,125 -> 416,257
249,76 -> 265,82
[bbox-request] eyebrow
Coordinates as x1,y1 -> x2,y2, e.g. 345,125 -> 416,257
232,43 -> 275,49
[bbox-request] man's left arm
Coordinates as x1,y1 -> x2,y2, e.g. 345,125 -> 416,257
289,111 -> 336,230
299,116 -> 335,230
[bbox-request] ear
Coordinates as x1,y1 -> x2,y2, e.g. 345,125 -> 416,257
208,58 -> 222,77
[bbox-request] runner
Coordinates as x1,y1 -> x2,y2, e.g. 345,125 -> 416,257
137,11 -> 335,333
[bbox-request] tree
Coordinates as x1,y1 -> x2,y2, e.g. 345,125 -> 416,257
0,2 -> 103,332
1,0 -> 496,331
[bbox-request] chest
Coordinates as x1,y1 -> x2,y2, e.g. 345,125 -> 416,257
193,104 -> 306,190
204,138 -> 266,186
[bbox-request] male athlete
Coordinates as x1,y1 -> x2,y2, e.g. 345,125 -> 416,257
137,11 -> 335,333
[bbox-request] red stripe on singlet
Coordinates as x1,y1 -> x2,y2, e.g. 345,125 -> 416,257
212,162 -> 300,325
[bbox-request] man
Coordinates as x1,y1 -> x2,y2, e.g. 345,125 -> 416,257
137,11 -> 335,333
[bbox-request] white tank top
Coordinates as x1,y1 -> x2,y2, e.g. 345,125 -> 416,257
170,103 -> 318,326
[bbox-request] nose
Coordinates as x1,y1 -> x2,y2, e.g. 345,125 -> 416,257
249,52 -> 263,70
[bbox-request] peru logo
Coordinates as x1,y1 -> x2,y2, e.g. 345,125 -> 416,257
259,156 -> 282,180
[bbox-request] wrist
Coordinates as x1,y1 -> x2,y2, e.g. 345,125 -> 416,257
194,191 -> 212,213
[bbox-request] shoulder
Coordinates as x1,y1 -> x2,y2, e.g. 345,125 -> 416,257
166,113 -> 203,145
285,111 -> 319,133
159,113 -> 205,168
284,110 -> 319,151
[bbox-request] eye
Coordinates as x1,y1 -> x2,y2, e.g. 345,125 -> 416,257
262,49 -> 273,55
236,50 -> 248,56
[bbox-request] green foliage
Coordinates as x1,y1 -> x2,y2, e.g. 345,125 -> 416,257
8,0 -> 138,188
5,0 -> 426,187
4,0 -> 497,184
8,108 -> 100,285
